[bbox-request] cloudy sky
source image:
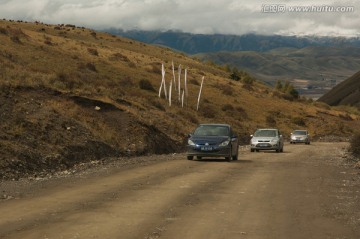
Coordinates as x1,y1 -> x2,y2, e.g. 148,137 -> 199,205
1,0 -> 359,36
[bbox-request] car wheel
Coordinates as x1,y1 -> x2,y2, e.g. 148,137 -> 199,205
187,156 -> 193,160
256,149 -> 259,152
250,149 -> 255,152
226,148 -> 232,162
232,151 -> 238,160
197,156 -> 202,160
280,147 -> 283,152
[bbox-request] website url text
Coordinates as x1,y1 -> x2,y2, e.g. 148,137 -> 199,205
261,5 -> 355,13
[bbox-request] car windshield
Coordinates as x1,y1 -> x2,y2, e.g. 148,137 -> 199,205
193,125 -> 229,136
254,130 -> 277,137
293,130 -> 307,135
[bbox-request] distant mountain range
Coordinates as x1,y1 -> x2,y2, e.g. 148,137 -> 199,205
108,29 -> 360,54
318,71 -> 360,108
194,46 -> 360,83
109,30 -> 360,98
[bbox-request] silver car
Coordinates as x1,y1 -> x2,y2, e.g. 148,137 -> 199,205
290,130 -> 310,144
250,128 -> 284,152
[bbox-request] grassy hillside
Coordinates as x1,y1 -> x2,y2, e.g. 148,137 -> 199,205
1,20 -> 359,179
318,71 -> 360,108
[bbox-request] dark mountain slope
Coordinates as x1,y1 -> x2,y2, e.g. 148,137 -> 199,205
318,71 -> 360,108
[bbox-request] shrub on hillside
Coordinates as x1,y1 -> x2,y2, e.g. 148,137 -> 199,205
139,79 -> 155,92
282,93 -> 295,101
339,113 -> 353,121
218,84 -> 234,96
128,62 -> 136,68
189,79 -> 200,85
291,117 -> 306,126
0,27 -> 8,35
274,80 -> 299,100
230,68 -> 256,86
242,83 -> 254,91
87,48 -> 99,56
44,39 -> 53,45
200,105 -> 216,118
222,103 -> 234,112
182,111 -> 199,124
242,75 -> 255,85
50,72 -> 84,90
149,99 -> 165,111
349,133 -> 360,157
10,36 -> 21,44
109,53 -> 130,62
145,63 -> 161,74
86,63 -> 97,72
236,106 -> 249,119
266,115 -> 276,127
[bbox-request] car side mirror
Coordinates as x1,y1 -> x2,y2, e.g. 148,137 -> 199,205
188,134 -> 192,138
250,134 -> 253,138
280,135 -> 283,138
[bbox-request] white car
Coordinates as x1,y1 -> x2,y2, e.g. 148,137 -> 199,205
250,128 -> 284,153
290,130 -> 310,144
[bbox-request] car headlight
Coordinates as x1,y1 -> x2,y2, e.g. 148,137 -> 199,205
188,139 -> 196,146
219,140 -> 230,147
271,139 -> 279,143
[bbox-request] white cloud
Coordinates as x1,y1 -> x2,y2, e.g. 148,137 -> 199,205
0,0 -> 359,36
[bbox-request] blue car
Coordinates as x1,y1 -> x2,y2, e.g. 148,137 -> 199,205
187,124 -> 239,162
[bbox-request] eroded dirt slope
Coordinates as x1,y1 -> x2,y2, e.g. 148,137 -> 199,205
0,86 -> 182,180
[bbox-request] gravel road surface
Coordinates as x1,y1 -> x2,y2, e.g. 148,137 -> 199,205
1,142 -> 359,239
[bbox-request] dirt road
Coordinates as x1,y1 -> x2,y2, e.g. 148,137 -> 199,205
1,142 -> 360,239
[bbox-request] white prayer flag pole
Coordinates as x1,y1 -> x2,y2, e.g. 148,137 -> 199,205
181,90 -> 185,108
162,64 -> 167,99
178,64 -> 182,102
158,63 -> 164,98
197,76 -> 205,111
169,79 -> 172,106
172,61 -> 176,91
184,68 -> 188,107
